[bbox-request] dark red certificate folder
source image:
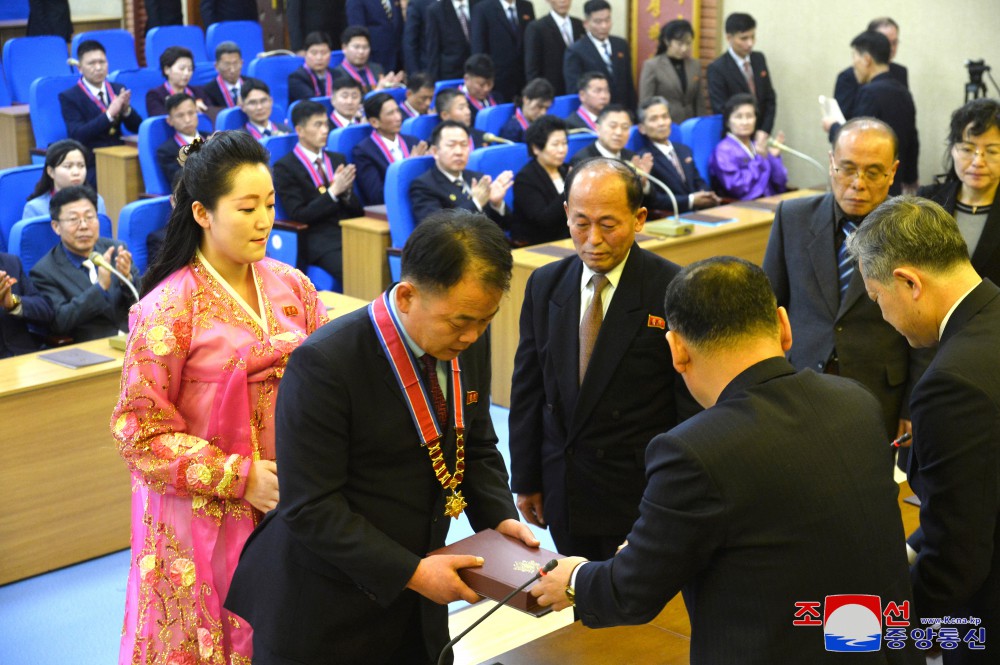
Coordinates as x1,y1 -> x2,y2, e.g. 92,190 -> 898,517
430,529 -> 563,616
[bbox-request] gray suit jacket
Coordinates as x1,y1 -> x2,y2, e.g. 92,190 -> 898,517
30,238 -> 140,341
762,193 -> 917,437
638,54 -> 704,124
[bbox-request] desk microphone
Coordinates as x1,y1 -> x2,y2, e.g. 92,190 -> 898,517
482,133 -> 514,145
89,250 -> 140,302
766,138 -> 829,183
436,558 -> 559,665
625,163 -> 680,223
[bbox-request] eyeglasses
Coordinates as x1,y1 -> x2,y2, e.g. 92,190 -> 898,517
953,143 -> 1000,162
832,166 -> 891,184
57,212 -> 99,228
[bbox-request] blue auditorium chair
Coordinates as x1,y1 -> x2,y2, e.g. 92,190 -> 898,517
3,36 -> 72,103
286,96 -> 332,126
247,55 -> 304,115
549,94 -> 580,119
137,114 -> 214,195
8,217 -> 58,272
468,143 -> 530,210
0,68 -> 11,107
0,164 -> 44,251
384,155 -> 434,281
0,0 -> 28,20
364,87 -> 406,105
29,75 -> 79,151
117,196 -> 172,274
473,103 -> 514,135
625,125 -> 643,153
401,114 -> 439,142
145,26 -> 209,72
566,133 -> 596,162
433,79 -> 463,103
108,68 -> 165,121
678,114 -> 723,183
327,124 -> 371,159
71,30 -> 139,72
205,21 -> 264,64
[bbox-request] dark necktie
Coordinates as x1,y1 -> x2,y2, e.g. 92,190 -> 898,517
743,60 -> 757,96
98,90 -> 106,105
837,219 -> 858,300
507,5 -> 518,31
315,157 -> 330,186
420,354 -> 448,426
230,86 -> 239,102
262,127 -> 272,137
579,273 -> 608,383
603,43 -> 614,75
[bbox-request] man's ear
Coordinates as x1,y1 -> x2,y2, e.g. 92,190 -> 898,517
666,330 -> 689,375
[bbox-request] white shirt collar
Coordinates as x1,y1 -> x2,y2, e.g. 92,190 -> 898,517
499,0 -> 516,10
332,110 -> 355,127
728,47 -> 751,68
437,164 -> 465,184
378,132 -> 400,148
452,0 -> 467,11
82,77 -> 106,96
250,120 -> 273,133
296,143 -> 323,163
594,141 -> 620,160
550,9 -> 569,25
587,32 -> 610,52
580,247 -> 630,294
939,281 -> 981,340
177,131 -> 199,143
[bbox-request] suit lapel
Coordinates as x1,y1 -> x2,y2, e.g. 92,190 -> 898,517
550,260 -> 583,419
723,56 -> 750,94
970,196 -> 1000,270
806,196 -> 840,318
53,246 -> 93,292
644,137 -> 687,194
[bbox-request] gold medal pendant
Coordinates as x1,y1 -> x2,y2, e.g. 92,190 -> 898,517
109,126 -> 117,136
444,490 -> 467,519
318,185 -> 327,194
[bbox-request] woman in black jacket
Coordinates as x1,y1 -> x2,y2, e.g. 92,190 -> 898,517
511,115 -> 570,246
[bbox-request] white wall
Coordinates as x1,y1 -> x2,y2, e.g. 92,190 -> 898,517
70,0 -> 122,18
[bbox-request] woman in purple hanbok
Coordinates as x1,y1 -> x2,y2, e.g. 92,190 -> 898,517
111,131 -> 327,665
709,92 -> 788,200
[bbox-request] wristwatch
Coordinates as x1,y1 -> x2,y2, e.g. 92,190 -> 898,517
6,293 -> 20,311
564,584 -> 576,607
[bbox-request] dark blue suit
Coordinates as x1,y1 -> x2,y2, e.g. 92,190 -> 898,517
59,81 -> 143,152
409,166 -> 509,228
470,0 -> 535,102
498,113 -> 526,142
346,0 -> 404,72
633,134 -> 707,214
351,132 -> 421,205
402,0 -> 435,74
0,252 -> 53,357
424,0 -> 475,82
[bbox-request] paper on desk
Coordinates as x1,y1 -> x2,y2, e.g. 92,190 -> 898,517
819,95 -> 846,124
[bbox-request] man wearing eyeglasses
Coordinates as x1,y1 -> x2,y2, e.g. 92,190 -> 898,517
30,185 -> 140,342
763,118 -> 922,449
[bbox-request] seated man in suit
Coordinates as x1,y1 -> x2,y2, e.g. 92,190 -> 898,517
0,252 -> 53,357
156,93 -> 209,188
424,0 -> 473,82
400,72 -> 435,120
410,120 -> 512,226
460,54 -> 500,124
823,31 -> 918,195
203,40 -> 260,110
469,0 -> 534,102
353,92 -> 428,205
564,71 -> 609,132
146,46 -> 209,117
531,255 -> 921,665
30,186 -> 140,341
499,77 -> 554,143
635,96 -> 721,214
333,25 -> 404,95
288,31 -> 339,102
240,80 -> 293,139
273,101 -> 363,282
524,0 -> 585,96
834,17 -> 908,119
707,12 -> 777,141
563,0 -> 635,108
435,87 -> 488,148
60,40 -> 142,186
329,77 -> 366,129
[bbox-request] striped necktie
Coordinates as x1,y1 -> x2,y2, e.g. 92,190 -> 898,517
837,219 -> 858,300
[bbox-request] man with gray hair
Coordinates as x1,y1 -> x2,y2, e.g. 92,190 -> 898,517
848,196 -> 999,662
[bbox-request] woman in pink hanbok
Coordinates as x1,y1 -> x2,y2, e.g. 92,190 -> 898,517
111,131 -> 327,665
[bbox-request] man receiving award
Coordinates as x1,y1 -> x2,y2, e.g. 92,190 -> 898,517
226,211 -> 538,665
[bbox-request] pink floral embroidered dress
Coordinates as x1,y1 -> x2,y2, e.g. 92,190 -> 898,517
111,254 -> 327,665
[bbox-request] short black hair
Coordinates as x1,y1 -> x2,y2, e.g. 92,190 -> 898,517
77,40 -> 106,60
50,184 -> 98,221
521,77 -> 555,103
597,103 -> 631,124
565,157 -> 643,213
722,92 -> 757,135
292,100 -> 329,128
430,119 -> 469,146
464,54 -> 495,80
241,78 -> 271,98
214,40 -> 242,60
525,114 -> 567,158
434,87 -> 464,115
332,76 -> 364,94
340,25 -> 371,46
407,72 -> 434,93
165,92 -> 196,114
944,98 -> 1000,181
850,30 -> 891,66
576,71 -> 608,93
583,0 -> 611,17
401,209 -> 512,294
659,19 -> 693,46
303,31 -> 332,50
725,12 -> 756,35
364,92 -> 396,121
664,257 -> 779,351
159,46 -> 195,76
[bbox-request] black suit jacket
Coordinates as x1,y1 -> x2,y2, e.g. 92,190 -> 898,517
707,51 -> 777,134
287,0 -> 347,52
509,246 -> 696,542
524,14 -> 585,96
273,149 -> 363,276
226,306 -> 518,663
575,358 -> 921,665
633,134 -> 706,214
470,0 -> 534,102
287,66 -> 337,103
156,132 -> 210,190
906,280 -> 1000,660
0,252 -> 53,357
29,238 -> 141,341
763,193 -> 919,437
834,62 -> 908,119
919,180 -> 1000,285
199,0 -> 255,24
510,159 -> 568,245
146,83 -> 207,118
403,0 -> 435,74
202,76 -> 262,109
59,82 -> 143,152
352,133 -> 421,205
563,35 -> 635,108
424,0 -> 477,81
409,166 -> 509,228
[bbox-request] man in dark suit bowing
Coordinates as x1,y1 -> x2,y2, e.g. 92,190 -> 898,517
525,0 -> 585,96
635,97 -> 721,214
353,92 -> 428,206
707,12 -> 777,139
510,157 -> 697,561
531,256 -> 922,665
273,101 -> 363,282
227,211 -> 537,665
848,197 -> 1000,664
410,120 -> 512,227
563,0 -> 635,108
470,0 -> 535,102
59,40 -> 142,186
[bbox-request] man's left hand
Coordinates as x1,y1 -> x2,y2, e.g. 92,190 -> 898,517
115,247 -> 134,282
530,556 -> 588,611
495,518 -> 540,548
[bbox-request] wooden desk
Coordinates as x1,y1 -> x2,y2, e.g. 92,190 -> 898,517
0,106 -> 34,168
490,190 -> 822,407
317,290 -> 369,315
341,215 -> 391,301
95,145 -> 143,232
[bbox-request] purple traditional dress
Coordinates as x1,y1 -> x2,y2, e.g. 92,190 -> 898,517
708,133 -> 788,200
111,253 -> 327,665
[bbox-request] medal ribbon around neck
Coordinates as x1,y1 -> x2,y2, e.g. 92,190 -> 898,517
217,75 -> 240,107
304,65 -> 333,97
342,61 -> 377,89
245,122 -> 265,139
371,130 -> 411,164
369,292 -> 468,518
577,107 -> 598,131
293,145 -> 334,192
77,78 -> 117,112
514,108 -> 528,129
